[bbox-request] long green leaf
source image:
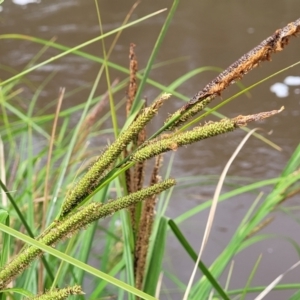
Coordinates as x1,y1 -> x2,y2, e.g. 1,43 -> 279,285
225,284 -> 300,297
0,288 -> 34,298
144,217 -> 168,296
174,178 -> 280,224
0,223 -> 156,300
168,219 -> 230,300
240,254 -> 262,300
131,0 -> 179,113
193,151 -> 300,298
0,9 -> 167,87
0,210 -> 9,268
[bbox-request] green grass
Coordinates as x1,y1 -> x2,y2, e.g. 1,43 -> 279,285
0,2 -> 300,300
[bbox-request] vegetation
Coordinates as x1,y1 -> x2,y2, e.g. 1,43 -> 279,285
0,1 -> 300,299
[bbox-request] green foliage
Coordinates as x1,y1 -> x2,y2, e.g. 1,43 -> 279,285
143,217 -> 168,296
0,209 -> 9,268
0,1 -> 300,300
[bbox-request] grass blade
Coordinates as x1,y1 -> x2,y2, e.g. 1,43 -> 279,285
240,254 -> 262,300
168,219 -> 230,300
131,0 -> 179,113
0,210 -> 9,269
0,9 -> 167,87
144,217 -> 168,296
0,223 -> 156,300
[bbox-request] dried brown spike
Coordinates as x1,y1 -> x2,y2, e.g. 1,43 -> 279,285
125,43 -> 140,230
181,18 -> 300,113
134,155 -> 163,290
126,43 -> 138,116
234,106 -> 284,127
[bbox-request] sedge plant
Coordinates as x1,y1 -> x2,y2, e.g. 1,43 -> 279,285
0,2 -> 300,300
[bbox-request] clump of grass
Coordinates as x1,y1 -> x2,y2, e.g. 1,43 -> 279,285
0,2 -> 300,300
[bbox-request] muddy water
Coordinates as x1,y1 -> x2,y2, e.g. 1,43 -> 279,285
1,1 -> 300,299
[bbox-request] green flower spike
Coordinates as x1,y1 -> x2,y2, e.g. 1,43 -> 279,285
133,107 -> 283,162
133,119 -> 236,162
91,178 -> 176,222
61,93 -> 171,216
28,285 -> 83,300
0,179 -> 175,288
165,95 -> 214,130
